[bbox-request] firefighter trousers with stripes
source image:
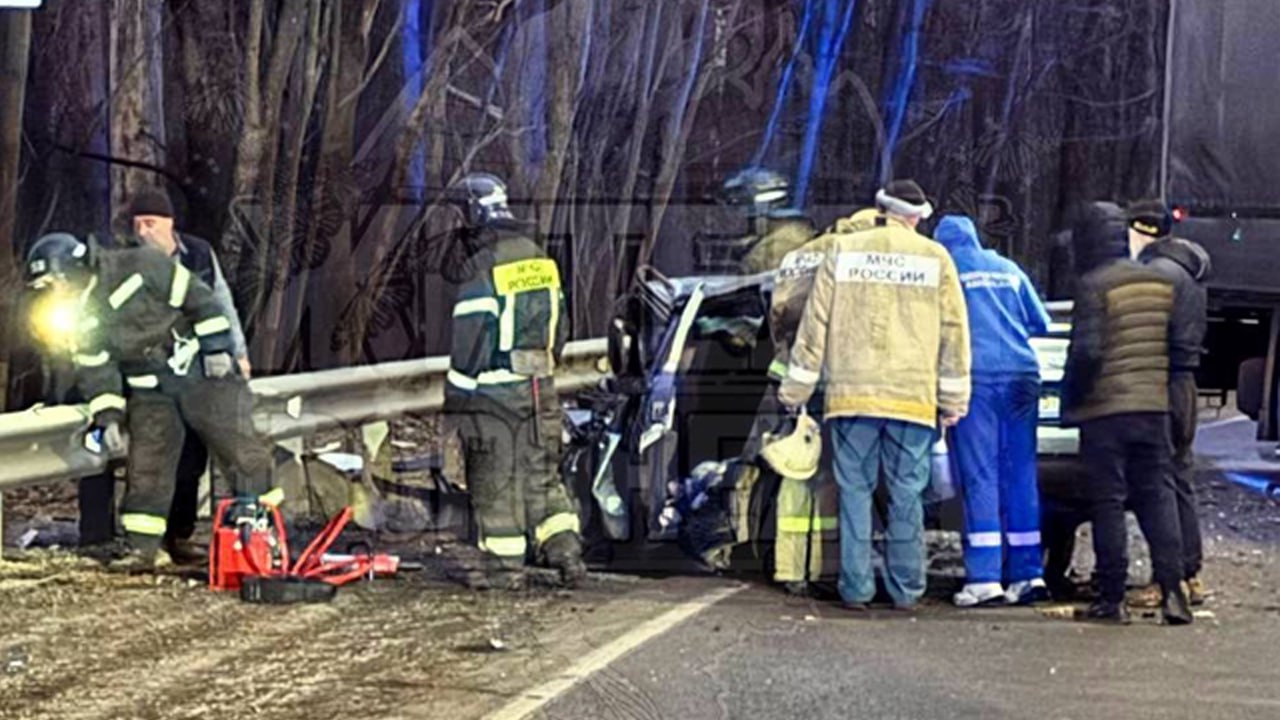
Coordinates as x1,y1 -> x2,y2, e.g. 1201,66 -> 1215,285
453,391 -> 580,569
739,381 -> 837,583
774,472 -> 839,583
121,373 -> 273,549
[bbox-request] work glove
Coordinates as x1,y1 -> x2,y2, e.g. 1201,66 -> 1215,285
89,409 -> 128,456
202,352 -> 235,379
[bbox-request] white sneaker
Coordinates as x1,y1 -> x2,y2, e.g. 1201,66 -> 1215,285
1005,578 -> 1050,605
953,582 -> 1006,608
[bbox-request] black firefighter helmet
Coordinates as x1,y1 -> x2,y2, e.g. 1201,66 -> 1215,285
24,233 -> 92,290
721,167 -> 802,220
448,172 -> 516,228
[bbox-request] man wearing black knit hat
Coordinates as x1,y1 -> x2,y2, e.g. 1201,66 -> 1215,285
1128,199 -> 1213,607
127,187 -> 251,565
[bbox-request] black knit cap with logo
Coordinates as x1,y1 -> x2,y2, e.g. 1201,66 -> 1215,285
1127,199 -> 1172,239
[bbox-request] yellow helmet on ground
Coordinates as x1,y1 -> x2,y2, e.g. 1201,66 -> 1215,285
760,409 -> 822,480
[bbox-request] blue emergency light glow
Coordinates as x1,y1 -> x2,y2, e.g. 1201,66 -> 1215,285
1223,472 -> 1280,501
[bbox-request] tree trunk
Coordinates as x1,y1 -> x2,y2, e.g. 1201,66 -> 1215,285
108,0 -> 168,230
225,0 -> 308,288
226,0 -> 266,280
0,10 -> 32,410
174,0 -> 242,245
642,0 -> 734,269
257,0 -> 327,372
338,2 -> 470,365
240,0 -> 312,338
299,0 -> 375,370
531,0 -> 591,237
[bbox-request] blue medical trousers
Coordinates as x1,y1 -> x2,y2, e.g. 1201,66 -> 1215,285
949,375 -> 1042,585
830,417 -> 934,606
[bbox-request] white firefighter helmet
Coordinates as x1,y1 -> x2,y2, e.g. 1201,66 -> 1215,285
759,409 -> 821,480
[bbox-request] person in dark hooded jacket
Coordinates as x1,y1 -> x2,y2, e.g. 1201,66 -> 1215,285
1128,199 -> 1213,605
1061,201 -> 1192,626
935,216 -> 1052,607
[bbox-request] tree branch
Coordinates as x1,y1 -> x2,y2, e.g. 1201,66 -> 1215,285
337,5 -> 404,109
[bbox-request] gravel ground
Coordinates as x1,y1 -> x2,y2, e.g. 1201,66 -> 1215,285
0,538 -> 652,720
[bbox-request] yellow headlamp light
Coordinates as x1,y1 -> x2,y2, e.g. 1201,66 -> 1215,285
28,288 -> 87,354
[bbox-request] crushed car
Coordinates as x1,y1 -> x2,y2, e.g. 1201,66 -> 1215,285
561,266 -> 1076,575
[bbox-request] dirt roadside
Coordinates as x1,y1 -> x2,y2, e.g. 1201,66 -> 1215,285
0,548 -> 715,720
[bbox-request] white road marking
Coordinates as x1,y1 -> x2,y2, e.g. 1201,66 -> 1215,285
483,583 -> 745,720
1198,415 -> 1251,431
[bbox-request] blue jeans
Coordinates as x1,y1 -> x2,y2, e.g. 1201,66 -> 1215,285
830,417 -> 935,606
948,375 -> 1043,585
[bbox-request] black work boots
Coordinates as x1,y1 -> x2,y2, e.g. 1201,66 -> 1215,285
1084,601 -> 1132,625
542,533 -> 588,589
163,537 -> 209,567
1084,582 -> 1194,627
1162,584 -> 1194,626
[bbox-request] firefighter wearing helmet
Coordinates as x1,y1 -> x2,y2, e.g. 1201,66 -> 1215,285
442,172 -> 587,591
23,232 -> 280,572
721,167 -> 816,275
735,208 -> 882,595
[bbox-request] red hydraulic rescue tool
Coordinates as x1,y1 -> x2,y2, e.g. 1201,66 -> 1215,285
209,499 -> 402,600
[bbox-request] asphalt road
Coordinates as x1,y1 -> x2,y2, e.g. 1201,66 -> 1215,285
499,419 -> 1280,720
521,578 -> 1280,720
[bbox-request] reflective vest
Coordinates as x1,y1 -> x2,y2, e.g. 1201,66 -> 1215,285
445,226 -> 568,402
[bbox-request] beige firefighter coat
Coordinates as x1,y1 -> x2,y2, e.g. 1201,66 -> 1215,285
778,216 -> 971,428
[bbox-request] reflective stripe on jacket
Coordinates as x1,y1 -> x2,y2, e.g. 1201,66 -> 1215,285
74,246 -> 235,412
767,209 -> 879,379
778,217 -> 971,428
444,224 -> 568,407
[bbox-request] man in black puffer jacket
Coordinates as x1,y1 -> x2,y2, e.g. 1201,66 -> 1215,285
1128,199 -> 1213,606
1062,201 -> 1192,626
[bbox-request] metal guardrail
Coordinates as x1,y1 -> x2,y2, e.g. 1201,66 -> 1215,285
0,339 -> 611,492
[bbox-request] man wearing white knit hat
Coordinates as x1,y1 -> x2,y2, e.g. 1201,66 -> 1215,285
779,180 -> 971,611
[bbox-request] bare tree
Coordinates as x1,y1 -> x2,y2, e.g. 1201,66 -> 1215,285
640,0 -> 742,269
0,9 -> 32,409
224,0 -> 309,284
255,0 -> 330,370
337,1 -> 480,365
292,0 -> 382,369
531,0 -> 592,237
108,0 -> 167,228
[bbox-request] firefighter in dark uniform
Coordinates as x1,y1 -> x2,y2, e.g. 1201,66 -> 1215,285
721,168 -> 816,275
23,233 -> 280,572
128,189 -> 252,565
443,173 -> 587,591
720,170 -> 828,594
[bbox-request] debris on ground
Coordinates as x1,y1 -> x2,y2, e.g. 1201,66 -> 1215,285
1038,605 -> 1078,620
